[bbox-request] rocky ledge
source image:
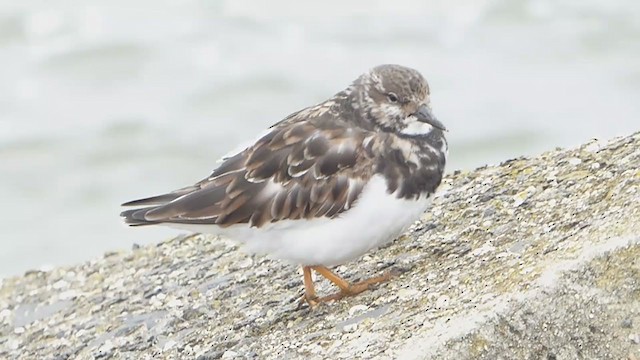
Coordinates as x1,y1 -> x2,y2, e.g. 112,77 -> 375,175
1,133 -> 640,360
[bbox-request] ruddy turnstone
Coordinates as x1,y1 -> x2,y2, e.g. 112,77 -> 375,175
121,64 -> 448,307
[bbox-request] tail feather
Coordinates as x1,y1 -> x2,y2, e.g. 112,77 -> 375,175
120,207 -> 162,226
121,193 -> 183,207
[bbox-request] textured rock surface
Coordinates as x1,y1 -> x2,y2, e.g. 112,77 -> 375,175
1,132 -> 639,360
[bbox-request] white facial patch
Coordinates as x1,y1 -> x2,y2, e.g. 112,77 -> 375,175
401,116 -> 434,135
377,103 -> 405,127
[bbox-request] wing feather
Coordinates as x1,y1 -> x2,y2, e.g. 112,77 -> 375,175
121,120 -> 376,228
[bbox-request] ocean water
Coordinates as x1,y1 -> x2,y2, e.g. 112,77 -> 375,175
1,0 -> 639,277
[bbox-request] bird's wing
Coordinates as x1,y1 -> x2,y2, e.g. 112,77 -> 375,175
121,120 -> 380,228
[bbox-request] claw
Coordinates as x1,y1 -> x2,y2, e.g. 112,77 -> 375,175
297,294 -> 320,310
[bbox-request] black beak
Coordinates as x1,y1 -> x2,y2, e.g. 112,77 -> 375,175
414,105 -> 447,131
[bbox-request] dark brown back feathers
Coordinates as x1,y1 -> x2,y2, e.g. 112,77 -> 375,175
121,65 -> 447,229
121,119 -> 375,228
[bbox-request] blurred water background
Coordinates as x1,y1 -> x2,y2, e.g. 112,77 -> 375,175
1,0 -> 639,277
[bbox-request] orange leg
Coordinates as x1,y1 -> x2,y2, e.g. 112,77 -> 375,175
302,266 -> 319,307
299,265 -> 393,308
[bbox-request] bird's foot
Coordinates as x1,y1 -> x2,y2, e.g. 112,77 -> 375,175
316,272 -> 393,303
298,271 -> 394,309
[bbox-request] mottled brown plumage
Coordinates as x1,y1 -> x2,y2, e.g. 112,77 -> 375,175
122,121 -> 371,227
121,64 -> 447,230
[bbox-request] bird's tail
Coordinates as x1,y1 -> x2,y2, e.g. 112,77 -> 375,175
120,192 -> 186,226
120,207 -> 162,226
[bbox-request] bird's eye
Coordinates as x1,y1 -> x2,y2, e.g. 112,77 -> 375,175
387,93 -> 399,103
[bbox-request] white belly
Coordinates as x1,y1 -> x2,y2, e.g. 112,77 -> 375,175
168,175 -> 432,266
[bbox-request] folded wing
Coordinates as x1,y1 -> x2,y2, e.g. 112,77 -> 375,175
121,121 -> 375,228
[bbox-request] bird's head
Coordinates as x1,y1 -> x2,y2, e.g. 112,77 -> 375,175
351,64 -> 447,136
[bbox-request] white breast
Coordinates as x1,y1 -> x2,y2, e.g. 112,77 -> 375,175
168,175 -> 432,266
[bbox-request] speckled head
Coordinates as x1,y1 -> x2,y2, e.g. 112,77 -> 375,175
352,64 -> 447,135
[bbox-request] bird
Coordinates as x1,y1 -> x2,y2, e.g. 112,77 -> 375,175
120,64 -> 448,307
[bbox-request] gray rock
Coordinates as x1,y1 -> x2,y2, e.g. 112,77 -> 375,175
2,132 -> 640,359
